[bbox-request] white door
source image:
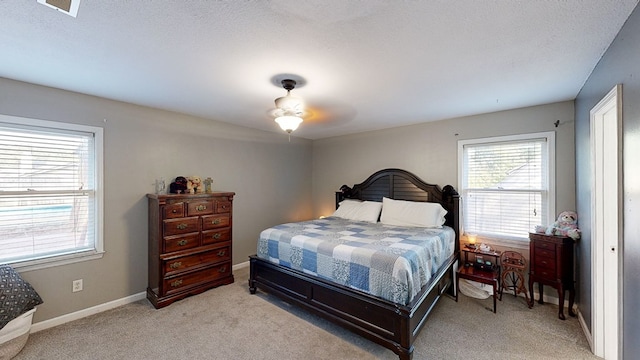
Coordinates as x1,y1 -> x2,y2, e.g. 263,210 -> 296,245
590,84 -> 622,359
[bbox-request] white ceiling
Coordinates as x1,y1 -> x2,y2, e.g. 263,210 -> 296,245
1,1 -> 638,139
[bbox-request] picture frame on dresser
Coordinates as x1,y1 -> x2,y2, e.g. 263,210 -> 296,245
147,192 -> 235,309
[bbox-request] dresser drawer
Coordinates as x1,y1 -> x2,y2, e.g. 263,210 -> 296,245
534,240 -> 556,251
216,201 -> 232,213
163,262 -> 232,295
534,256 -> 556,271
163,217 -> 199,236
535,268 -> 557,280
202,227 -> 231,245
164,233 -> 200,253
187,200 -> 214,216
535,247 -> 555,259
202,214 -> 230,230
164,203 -> 185,219
163,245 -> 231,275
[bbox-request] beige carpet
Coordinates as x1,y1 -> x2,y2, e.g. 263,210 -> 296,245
14,267 -> 597,360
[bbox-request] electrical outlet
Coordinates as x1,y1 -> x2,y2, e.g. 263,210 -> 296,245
72,279 -> 83,292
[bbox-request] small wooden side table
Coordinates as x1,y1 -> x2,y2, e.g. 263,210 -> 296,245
456,244 -> 501,313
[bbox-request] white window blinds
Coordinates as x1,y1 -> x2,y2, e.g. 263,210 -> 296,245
0,117 -> 102,266
460,133 -> 554,241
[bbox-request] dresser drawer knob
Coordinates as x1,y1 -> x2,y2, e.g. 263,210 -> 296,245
170,279 -> 183,287
217,250 -> 226,256
177,239 -> 188,246
218,266 -> 227,273
176,223 -> 188,230
172,209 -> 177,213
211,219 -> 221,225
196,205 -> 207,211
212,233 -> 221,240
169,261 -> 182,269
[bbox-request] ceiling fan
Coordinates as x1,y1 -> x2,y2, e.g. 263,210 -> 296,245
272,79 -> 305,135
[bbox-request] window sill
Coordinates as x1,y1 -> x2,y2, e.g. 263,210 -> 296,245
467,236 -> 530,251
6,250 -> 105,272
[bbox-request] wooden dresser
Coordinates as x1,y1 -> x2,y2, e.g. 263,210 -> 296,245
528,232 -> 575,320
147,192 -> 235,309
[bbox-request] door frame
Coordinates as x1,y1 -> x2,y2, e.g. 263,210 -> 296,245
589,84 -> 623,359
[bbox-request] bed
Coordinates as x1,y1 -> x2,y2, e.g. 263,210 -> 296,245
248,168 -> 460,360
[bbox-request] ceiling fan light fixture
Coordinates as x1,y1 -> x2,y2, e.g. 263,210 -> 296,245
273,79 -> 304,136
275,115 -> 303,133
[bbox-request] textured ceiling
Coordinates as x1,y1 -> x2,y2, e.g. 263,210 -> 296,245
1,1 -> 638,139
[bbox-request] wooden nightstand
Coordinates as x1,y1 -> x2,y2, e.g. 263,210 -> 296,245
528,232 -> 576,320
456,244 -> 501,313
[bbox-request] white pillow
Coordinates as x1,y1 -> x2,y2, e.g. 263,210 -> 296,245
332,199 -> 382,223
380,197 -> 447,228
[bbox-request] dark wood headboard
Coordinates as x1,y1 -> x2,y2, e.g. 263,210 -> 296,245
335,168 -> 460,246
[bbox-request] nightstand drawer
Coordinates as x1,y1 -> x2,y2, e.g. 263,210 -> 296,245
534,256 -> 556,271
533,239 -> 555,251
535,247 -> 555,259
536,268 -> 557,280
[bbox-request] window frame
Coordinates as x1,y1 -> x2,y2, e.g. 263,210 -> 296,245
457,131 -> 555,245
0,114 -> 104,271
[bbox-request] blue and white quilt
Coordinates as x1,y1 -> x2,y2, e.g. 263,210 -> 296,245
257,216 -> 455,305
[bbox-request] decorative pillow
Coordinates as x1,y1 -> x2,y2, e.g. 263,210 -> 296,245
332,199 -> 382,223
0,265 -> 44,330
380,197 -> 447,228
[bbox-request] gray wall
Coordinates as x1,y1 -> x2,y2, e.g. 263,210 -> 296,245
312,101 -> 576,223
0,77 -> 313,324
575,4 -> 640,357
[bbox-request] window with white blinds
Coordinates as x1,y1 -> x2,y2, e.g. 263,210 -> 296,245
0,115 -> 103,268
458,132 -> 555,241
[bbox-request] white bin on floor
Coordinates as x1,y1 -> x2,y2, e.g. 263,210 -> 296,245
0,308 -> 36,360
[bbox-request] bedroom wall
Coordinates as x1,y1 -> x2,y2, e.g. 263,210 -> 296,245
0,77 -> 313,324
312,101 -> 576,221
574,3 -> 640,356
311,101 -> 576,303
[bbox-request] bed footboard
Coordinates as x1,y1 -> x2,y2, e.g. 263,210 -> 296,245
249,253 -> 458,360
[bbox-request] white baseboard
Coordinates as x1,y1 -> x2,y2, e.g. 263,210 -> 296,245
233,261 -> 249,271
30,261 -> 250,334
577,308 -> 594,353
31,291 -> 147,333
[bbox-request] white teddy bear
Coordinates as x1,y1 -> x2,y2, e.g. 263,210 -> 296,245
535,211 -> 580,240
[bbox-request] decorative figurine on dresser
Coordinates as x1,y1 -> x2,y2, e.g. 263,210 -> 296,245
147,191 -> 235,308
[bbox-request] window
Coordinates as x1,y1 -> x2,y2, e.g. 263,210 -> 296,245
0,115 -> 103,270
458,132 -> 555,242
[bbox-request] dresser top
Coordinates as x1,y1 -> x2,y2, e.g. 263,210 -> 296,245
147,192 -> 235,199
